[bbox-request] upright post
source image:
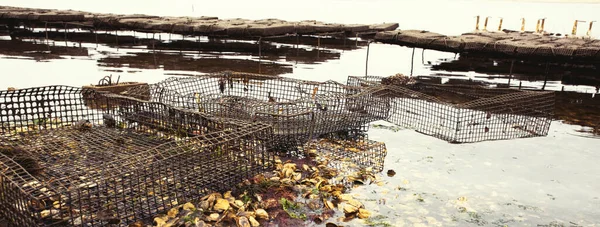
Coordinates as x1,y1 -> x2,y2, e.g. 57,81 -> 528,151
542,62 -> 549,90
410,47 -> 416,76
64,23 -> 68,46
365,41 -> 371,77
258,37 -> 262,74
507,60 -> 515,86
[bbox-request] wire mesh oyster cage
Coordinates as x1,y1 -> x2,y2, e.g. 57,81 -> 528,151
0,86 -> 274,226
309,132 -> 387,172
119,71 -> 391,151
347,75 -> 555,143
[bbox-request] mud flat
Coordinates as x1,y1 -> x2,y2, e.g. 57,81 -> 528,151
375,29 -> 600,63
0,6 -> 398,38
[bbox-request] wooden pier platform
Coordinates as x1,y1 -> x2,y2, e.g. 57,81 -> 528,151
374,29 -> 600,62
0,6 -> 398,38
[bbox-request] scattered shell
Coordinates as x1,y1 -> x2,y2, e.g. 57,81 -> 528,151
325,223 -> 340,227
255,209 -> 269,219
283,163 -> 297,170
224,191 -> 233,199
40,209 -> 59,218
343,200 -> 363,214
249,216 -> 260,227
183,202 -> 195,211
338,194 -> 352,202
320,185 -> 332,192
237,217 -> 251,227
270,176 -> 281,181
324,199 -> 335,210
154,216 -> 168,226
237,211 -> 254,217
214,198 -> 230,212
207,213 -> 220,222
292,172 -> 302,181
255,194 -> 262,202
314,216 -> 324,224
232,200 -> 245,209
283,168 -> 294,178
128,220 -> 144,227
302,164 -> 310,171
357,209 -> 371,219
343,204 -> 359,214
167,207 -> 178,218
194,219 -> 207,227
199,200 -> 211,211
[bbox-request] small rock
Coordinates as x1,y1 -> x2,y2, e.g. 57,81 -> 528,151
387,169 -> 396,177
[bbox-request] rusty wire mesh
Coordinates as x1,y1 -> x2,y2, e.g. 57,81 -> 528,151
347,76 -> 554,143
121,71 -> 391,151
0,85 -> 274,226
310,132 -> 387,173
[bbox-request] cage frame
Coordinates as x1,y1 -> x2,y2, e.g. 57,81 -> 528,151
347,75 -> 555,143
0,85 -> 274,226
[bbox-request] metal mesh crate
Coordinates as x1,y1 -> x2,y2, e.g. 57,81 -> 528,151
0,86 -> 274,226
121,72 -> 391,150
308,132 -> 387,173
348,76 -> 554,143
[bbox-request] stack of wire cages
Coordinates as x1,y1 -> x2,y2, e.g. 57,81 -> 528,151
347,75 -> 555,143
120,71 -> 391,155
0,85 -> 274,226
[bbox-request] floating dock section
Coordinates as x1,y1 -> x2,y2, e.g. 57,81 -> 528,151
375,30 -> 600,62
0,6 -> 398,38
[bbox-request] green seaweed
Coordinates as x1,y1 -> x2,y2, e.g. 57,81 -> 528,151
279,198 -> 307,220
364,215 -> 393,227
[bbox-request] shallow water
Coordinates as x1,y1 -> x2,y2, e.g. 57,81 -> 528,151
1,0 -> 600,226
336,121 -> 600,227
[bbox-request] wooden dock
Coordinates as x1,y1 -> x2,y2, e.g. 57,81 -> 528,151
374,29 -> 600,62
0,6 -> 398,38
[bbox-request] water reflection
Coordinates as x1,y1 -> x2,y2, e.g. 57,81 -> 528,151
431,53 -> 600,89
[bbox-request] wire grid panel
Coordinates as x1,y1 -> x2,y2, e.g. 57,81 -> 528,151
122,72 -> 391,147
0,86 -> 274,226
302,134 -> 388,173
347,76 -> 554,143
456,90 -> 554,143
